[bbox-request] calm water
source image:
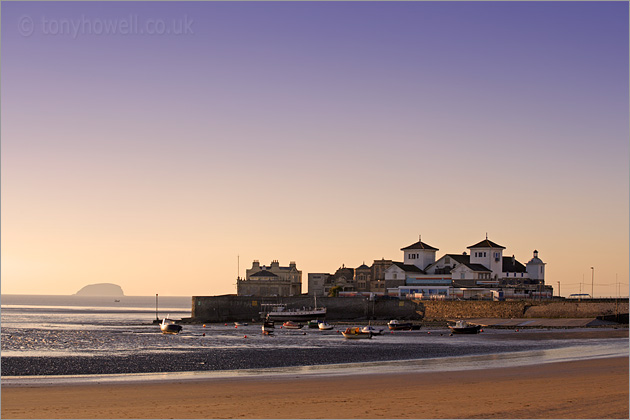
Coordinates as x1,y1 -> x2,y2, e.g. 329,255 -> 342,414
1,294 -> 627,382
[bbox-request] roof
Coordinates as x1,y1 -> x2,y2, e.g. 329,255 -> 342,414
502,256 -> 527,273
356,264 -> 370,270
464,263 -> 492,272
467,239 -> 506,249
391,261 -> 426,274
250,270 -> 278,277
401,240 -> 439,251
444,254 -> 471,264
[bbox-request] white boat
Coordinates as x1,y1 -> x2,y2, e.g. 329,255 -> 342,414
318,322 -> 334,330
260,304 -> 326,321
361,325 -> 384,335
160,317 -> 182,334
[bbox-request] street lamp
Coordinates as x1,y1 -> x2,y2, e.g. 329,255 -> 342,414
590,267 -> 594,299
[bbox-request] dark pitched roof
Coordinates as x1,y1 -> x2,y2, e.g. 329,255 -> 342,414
502,256 -> 526,273
250,270 -> 278,277
401,240 -> 439,251
444,254 -> 470,264
464,263 -> 492,272
391,261 -> 426,274
467,239 -> 506,249
356,264 -> 370,270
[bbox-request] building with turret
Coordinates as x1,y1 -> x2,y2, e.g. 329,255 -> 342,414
384,236 -> 550,299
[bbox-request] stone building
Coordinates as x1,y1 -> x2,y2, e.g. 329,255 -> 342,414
307,273 -> 330,297
237,260 -> 302,296
355,263 -> 371,292
370,258 -> 392,294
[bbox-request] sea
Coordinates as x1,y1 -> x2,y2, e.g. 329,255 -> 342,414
1,294 -> 628,385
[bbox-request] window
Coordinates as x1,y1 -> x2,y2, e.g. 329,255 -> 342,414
445,257 -> 450,264
393,273 -> 397,279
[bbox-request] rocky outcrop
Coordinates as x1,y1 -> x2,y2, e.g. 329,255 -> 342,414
75,283 -> 124,296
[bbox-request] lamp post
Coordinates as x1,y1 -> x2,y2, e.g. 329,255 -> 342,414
590,267 -> 594,299
557,281 -> 560,298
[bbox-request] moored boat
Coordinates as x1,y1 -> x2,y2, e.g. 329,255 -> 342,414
387,320 -> 421,331
448,320 -> 482,334
342,327 -> 372,339
318,321 -> 334,330
307,320 -> 320,328
282,321 -> 303,329
262,319 -> 275,335
160,317 -> 183,334
361,325 -> 384,335
260,304 -> 327,322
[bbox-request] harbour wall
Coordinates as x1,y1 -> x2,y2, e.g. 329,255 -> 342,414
190,296 -> 628,323
420,300 -> 629,321
191,295 -> 420,322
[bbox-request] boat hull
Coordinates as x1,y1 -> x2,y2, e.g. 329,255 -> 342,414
387,323 -> 421,331
448,325 -> 481,334
342,332 -> 372,339
265,310 -> 327,322
160,324 -> 182,334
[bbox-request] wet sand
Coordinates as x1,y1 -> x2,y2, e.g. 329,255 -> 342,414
2,356 -> 628,419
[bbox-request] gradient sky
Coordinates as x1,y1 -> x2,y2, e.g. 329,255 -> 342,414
2,1 -> 628,297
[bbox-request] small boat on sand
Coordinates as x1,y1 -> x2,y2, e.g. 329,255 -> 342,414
234,322 -> 248,327
361,325 -> 384,335
448,320 -> 482,334
282,321 -> 303,329
160,317 -> 183,334
342,327 -> 372,339
387,320 -> 421,331
262,319 -> 275,335
318,322 -> 334,330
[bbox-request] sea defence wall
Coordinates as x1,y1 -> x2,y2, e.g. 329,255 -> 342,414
191,295 -> 420,322
419,300 -> 629,321
190,296 -> 628,323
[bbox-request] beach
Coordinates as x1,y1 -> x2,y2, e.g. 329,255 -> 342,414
2,356 -> 628,419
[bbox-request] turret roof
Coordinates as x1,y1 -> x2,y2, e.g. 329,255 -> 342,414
467,239 -> 505,249
401,240 -> 439,251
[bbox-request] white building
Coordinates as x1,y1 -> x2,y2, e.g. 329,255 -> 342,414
386,236 -> 549,299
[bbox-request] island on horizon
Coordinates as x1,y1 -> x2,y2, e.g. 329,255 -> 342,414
74,283 -> 125,297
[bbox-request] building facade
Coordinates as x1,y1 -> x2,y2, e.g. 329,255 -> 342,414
384,236 -> 550,299
237,260 -> 302,296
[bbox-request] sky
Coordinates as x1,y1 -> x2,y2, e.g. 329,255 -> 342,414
1,1 -> 628,298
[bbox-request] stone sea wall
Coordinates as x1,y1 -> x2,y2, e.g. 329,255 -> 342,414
191,295 -> 421,322
420,300 -> 629,320
190,296 -> 628,323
